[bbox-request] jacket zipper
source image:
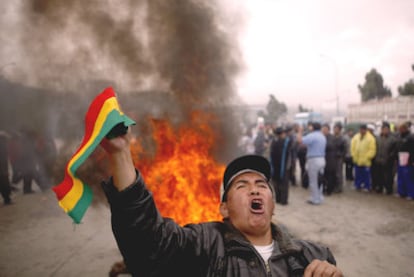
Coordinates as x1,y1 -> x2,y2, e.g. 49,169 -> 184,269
230,240 -> 272,276
265,262 -> 271,276
248,244 -> 272,276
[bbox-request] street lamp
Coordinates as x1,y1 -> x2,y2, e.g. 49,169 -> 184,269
320,54 -> 339,116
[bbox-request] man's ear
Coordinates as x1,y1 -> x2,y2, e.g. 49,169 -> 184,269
219,202 -> 229,218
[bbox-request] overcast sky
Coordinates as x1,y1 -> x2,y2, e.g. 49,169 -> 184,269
234,0 -> 414,113
1,0 -> 413,115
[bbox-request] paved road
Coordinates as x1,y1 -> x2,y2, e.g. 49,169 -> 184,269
1,180 -> 414,276
0,188 -> 123,277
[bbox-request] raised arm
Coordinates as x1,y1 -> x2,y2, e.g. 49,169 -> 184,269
100,128 -> 136,191
100,127 -> 206,276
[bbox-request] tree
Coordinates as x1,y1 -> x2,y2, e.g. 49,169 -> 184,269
358,68 -> 392,102
298,104 -> 312,113
266,94 -> 287,123
398,64 -> 414,96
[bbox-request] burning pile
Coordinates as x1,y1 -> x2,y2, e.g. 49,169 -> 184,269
130,111 -> 224,225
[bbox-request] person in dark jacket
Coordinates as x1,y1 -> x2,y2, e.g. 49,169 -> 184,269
269,127 -> 292,205
296,123 -> 312,189
322,124 -> 335,195
285,125 -> 298,186
0,132 -> 12,205
343,128 -> 355,181
396,122 -> 414,199
8,130 -> 23,187
100,128 -> 343,276
332,123 -> 346,193
372,122 -> 398,194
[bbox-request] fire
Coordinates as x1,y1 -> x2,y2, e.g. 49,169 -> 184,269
130,111 -> 225,225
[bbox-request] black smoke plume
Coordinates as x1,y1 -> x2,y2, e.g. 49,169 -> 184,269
0,0 -> 245,195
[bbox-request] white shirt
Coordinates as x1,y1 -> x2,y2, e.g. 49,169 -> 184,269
254,240 -> 274,263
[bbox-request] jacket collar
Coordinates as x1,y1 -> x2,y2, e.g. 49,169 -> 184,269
222,219 -> 302,256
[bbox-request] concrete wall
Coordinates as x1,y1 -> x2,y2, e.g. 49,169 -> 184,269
347,96 -> 414,124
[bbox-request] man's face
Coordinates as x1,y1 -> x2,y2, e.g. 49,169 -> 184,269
360,128 -> 367,136
220,172 -> 275,237
322,126 -> 329,135
381,126 -> 390,136
399,125 -> 408,134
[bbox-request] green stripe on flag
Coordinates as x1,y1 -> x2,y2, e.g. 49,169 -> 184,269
68,184 -> 93,224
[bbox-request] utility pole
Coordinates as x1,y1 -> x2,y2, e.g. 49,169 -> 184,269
320,54 -> 339,116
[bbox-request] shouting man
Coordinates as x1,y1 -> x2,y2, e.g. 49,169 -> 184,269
101,127 -> 342,276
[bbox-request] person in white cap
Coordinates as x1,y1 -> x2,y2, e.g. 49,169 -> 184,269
100,128 -> 343,276
367,123 -> 376,135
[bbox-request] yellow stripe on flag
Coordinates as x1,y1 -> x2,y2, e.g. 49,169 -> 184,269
58,178 -> 84,213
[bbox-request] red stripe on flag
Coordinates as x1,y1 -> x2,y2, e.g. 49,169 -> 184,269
73,87 -> 115,157
52,170 -> 74,200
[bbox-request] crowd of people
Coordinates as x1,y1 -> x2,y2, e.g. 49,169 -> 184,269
0,128 -> 56,205
3,119 -> 413,209
238,120 -> 414,205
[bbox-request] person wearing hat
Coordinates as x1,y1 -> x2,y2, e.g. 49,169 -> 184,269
367,123 -> 376,135
350,124 -> 377,192
100,128 -> 343,276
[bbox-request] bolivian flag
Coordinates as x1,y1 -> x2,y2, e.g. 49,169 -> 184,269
53,87 -> 135,224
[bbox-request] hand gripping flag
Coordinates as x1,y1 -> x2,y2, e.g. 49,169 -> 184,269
52,87 -> 135,224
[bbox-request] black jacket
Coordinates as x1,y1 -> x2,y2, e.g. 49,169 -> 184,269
103,171 -> 337,276
397,131 -> 414,164
270,137 -> 292,181
375,134 -> 398,165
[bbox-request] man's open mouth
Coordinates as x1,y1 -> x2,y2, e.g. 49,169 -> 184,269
250,199 -> 264,213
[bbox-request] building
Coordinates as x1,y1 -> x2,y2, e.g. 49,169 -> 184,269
347,96 -> 414,125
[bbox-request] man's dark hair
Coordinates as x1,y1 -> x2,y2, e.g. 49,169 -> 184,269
382,121 -> 390,129
312,122 -> 322,130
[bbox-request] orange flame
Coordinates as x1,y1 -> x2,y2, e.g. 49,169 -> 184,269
130,111 -> 224,225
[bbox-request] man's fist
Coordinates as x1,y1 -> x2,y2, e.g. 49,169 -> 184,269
304,259 -> 343,277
